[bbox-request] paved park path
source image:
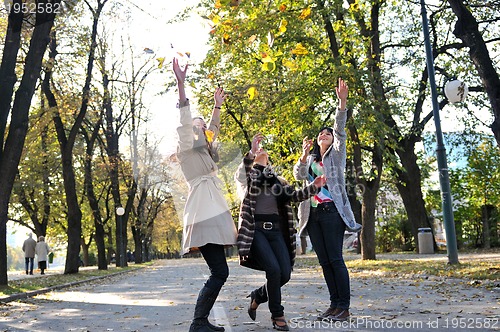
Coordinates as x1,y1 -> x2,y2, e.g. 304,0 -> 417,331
1,252 -> 499,331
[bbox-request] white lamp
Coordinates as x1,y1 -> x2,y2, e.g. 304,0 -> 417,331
444,79 -> 468,103
116,207 -> 125,216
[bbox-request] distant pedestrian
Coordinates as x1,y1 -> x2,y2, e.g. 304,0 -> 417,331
22,233 -> 37,275
235,133 -> 326,331
35,236 -> 50,275
173,58 -> 237,332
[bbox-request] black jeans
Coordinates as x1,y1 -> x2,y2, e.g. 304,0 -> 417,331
198,243 -> 229,293
307,204 -> 350,309
251,228 -> 292,318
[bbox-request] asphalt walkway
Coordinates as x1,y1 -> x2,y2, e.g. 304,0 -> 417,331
0,252 -> 499,331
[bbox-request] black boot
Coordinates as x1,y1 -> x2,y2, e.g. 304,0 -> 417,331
188,286 -> 225,332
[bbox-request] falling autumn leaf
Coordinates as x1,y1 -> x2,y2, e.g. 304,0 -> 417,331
279,4 -> 286,12
205,130 -> 215,143
247,86 -> 258,100
299,7 -> 311,20
156,57 -> 165,69
291,43 -> 308,55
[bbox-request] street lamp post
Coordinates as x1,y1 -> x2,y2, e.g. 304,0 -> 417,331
420,0 -> 459,264
116,206 -> 125,267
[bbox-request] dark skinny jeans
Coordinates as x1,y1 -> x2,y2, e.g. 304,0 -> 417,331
198,243 -> 229,294
307,205 -> 350,310
250,228 -> 292,318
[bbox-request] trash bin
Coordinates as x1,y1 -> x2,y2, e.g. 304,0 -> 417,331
48,252 -> 54,264
418,227 -> 434,254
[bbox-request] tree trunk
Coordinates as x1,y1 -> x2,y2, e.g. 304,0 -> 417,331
448,0 -> 500,148
80,239 -> 89,266
82,120 -> 107,270
349,123 -> 383,260
481,204 -> 495,249
346,158 -> 362,254
0,1 -> 59,285
102,65 -> 126,267
0,1 -> 23,147
394,138 -> 435,251
360,185 -> 378,260
0,0 -> 25,286
46,1 -> 105,274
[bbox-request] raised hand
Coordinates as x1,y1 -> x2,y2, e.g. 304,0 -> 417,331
214,87 -> 226,108
251,133 -> 265,155
302,136 -> 313,156
336,78 -> 348,111
254,148 -> 268,166
173,57 -> 188,84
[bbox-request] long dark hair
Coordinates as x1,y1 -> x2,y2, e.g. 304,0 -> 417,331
310,126 -> 333,162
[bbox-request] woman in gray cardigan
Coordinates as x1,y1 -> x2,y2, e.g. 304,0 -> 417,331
173,58 -> 237,332
293,78 -> 361,322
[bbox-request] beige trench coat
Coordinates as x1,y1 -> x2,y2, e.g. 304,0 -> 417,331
177,102 -> 237,254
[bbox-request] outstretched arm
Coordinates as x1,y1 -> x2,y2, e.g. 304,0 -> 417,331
207,87 -> 227,139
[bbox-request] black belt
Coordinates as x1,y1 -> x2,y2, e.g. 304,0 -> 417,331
255,221 -> 280,230
313,201 -> 337,212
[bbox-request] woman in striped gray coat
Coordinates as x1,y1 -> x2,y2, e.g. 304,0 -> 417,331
235,134 -> 326,331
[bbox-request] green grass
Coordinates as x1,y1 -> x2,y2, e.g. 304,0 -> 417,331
295,251 -> 500,282
0,264 -> 147,298
346,259 -> 499,280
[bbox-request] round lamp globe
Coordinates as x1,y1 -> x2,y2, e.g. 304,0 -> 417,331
116,207 -> 125,216
444,79 -> 468,103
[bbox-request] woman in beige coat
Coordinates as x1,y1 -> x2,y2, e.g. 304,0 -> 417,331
35,236 -> 50,275
173,58 -> 237,332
